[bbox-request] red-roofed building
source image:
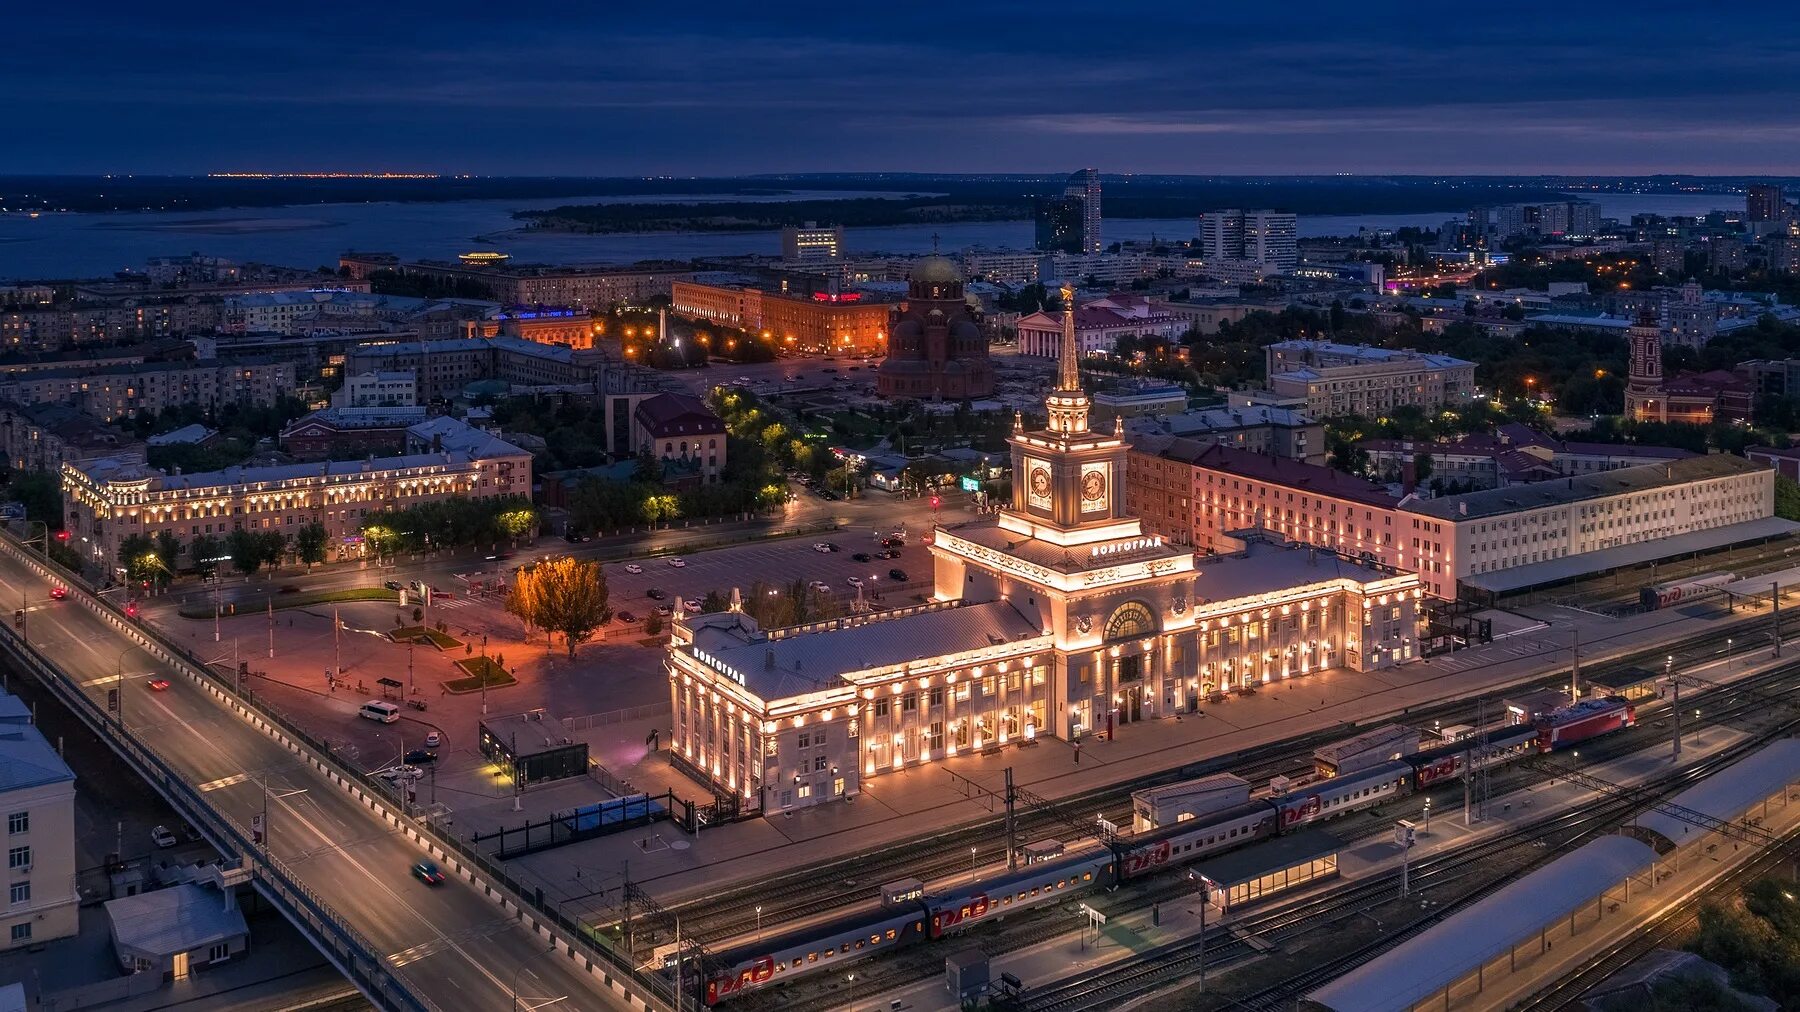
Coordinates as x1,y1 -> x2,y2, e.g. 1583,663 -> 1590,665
633,392 -> 727,487
1127,436 -> 1411,570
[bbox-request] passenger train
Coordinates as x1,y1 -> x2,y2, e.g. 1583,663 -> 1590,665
701,700 -> 1634,1004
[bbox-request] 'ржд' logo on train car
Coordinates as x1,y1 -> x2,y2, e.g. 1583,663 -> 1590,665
1124,839 -> 1172,875
1281,796 -> 1321,827
1417,756 -> 1457,786
706,957 -> 775,1003
934,894 -> 992,933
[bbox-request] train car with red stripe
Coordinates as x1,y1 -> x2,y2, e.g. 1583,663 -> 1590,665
1271,761 -> 1411,830
1113,801 -> 1277,883
703,902 -> 929,1005
927,849 -> 1114,937
1404,724 -> 1540,788
1538,697 -> 1634,750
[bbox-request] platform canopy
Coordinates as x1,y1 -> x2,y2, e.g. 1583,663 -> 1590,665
1306,835 -> 1655,1012
1460,516 -> 1800,594
1635,739 -> 1800,849
1720,565 -> 1800,599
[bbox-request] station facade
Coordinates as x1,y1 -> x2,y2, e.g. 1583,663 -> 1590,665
666,287 -> 1422,815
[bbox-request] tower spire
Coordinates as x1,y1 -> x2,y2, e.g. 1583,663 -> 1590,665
1056,282 -> 1081,393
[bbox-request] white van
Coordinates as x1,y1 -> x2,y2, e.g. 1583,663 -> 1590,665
359,700 -> 400,724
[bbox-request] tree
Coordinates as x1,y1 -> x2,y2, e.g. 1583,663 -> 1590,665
119,533 -> 160,583
190,533 -> 223,578
505,557 -> 611,658
700,590 -> 729,614
294,522 -> 329,569
257,531 -> 288,574
226,528 -> 265,576
153,531 -> 182,578
494,506 -> 538,542
1412,452 -> 1434,483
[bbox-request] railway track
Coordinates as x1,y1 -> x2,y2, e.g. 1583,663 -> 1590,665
1026,718 -> 1794,1012
735,660 -> 1800,1012
638,618 -> 1768,954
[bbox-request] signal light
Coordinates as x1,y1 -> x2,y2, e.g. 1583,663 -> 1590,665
54,530 -> 70,542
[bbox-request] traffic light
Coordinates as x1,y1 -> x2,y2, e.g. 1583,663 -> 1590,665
125,602 -> 139,619
54,530 -> 70,542
930,496 -> 941,509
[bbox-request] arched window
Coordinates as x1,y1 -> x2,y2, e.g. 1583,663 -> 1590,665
1104,601 -> 1157,641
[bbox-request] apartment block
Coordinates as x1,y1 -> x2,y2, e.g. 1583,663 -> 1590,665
63,417 -> 532,574
0,693 -> 79,949
1264,341 -> 1476,417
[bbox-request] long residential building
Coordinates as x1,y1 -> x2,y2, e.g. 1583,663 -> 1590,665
1360,423 -> 1697,491
62,417 -> 532,574
343,335 -> 605,400
1264,341 -> 1476,417
392,260 -> 691,309
1127,440 -> 1780,601
670,280 -> 894,356
0,358 -> 298,423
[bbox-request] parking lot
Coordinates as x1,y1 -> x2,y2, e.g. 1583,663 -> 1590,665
661,355 -> 882,400
602,524 -> 930,622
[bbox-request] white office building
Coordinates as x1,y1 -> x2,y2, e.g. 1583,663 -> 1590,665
0,693 -> 78,949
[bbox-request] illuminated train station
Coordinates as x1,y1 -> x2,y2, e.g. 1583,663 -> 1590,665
667,286 -> 1423,815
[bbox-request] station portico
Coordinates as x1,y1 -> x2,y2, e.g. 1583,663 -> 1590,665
667,285 -> 1422,815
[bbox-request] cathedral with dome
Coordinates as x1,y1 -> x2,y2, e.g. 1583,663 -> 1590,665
876,255 -> 996,400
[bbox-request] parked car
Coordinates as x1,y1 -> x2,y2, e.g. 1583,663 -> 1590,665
412,860 -> 445,885
812,542 -> 833,553
423,731 -> 442,748
852,552 -> 872,563
383,580 -> 404,591
823,542 -> 841,553
147,678 -> 171,692
377,765 -> 422,782
807,581 -> 831,593
403,749 -> 437,765
616,610 -> 638,624
667,557 -> 687,568
683,600 -> 702,614
646,588 -> 667,600
819,490 -> 839,501
624,563 -> 643,574
655,604 -> 673,617
151,825 -> 177,849
888,569 -> 909,582
877,549 -> 901,560
845,576 -> 865,588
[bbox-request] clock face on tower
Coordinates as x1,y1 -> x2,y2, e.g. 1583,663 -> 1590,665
1023,456 -> 1053,511
1080,463 -> 1110,514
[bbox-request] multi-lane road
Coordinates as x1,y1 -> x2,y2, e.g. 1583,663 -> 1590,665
3,545 -> 645,1011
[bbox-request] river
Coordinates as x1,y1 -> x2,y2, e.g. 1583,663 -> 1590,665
0,191 -> 1743,281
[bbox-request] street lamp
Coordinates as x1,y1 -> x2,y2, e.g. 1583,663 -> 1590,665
970,845 -> 977,876
755,905 -> 762,943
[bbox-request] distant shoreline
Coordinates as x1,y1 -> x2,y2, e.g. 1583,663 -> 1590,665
88,216 -> 341,235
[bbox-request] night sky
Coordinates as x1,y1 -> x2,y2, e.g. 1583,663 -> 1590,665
11,2 -> 1799,176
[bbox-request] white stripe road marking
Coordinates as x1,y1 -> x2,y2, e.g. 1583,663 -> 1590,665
198,773 -> 249,792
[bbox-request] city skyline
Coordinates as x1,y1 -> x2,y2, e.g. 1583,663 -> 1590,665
9,3 -> 1800,176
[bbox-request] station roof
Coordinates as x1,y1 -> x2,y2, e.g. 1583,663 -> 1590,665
1305,835 -> 1656,1012
691,600 -> 1046,701
1721,564 -> 1800,598
1195,828 -> 1341,888
1460,516 -> 1800,594
1408,454 -> 1767,522
1634,739 -> 1800,850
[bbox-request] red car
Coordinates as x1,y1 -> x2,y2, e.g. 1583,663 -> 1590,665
49,586 -> 67,600
147,678 -> 171,692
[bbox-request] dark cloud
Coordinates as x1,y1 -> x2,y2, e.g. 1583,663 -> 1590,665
8,2 -> 1799,173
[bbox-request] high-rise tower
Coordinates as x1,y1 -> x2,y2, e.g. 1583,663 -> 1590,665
1065,168 -> 1102,254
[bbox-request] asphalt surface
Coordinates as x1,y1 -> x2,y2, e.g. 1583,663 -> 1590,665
3,550 -> 638,1012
